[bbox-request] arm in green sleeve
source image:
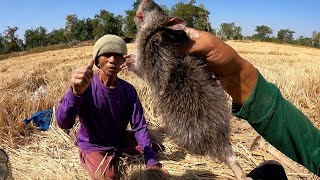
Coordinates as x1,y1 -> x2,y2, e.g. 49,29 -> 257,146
232,70 -> 320,176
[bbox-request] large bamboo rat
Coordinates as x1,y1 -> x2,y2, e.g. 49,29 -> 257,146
127,0 -> 250,179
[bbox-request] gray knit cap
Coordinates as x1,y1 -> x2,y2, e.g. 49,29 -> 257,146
93,34 -> 127,67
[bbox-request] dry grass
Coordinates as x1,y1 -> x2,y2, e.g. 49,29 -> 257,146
0,41 -> 319,179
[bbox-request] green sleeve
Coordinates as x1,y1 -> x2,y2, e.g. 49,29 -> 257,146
232,70 -> 320,176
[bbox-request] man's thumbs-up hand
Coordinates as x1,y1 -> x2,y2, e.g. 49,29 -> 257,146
71,59 -> 94,96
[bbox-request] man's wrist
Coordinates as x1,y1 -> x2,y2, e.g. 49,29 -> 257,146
146,158 -> 159,167
221,57 -> 257,105
71,86 -> 83,97
238,60 -> 258,105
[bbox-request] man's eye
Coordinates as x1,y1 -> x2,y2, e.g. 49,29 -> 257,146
115,55 -> 123,58
105,54 -> 112,58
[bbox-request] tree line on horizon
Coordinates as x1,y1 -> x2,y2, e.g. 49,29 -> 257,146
1,0 -> 319,55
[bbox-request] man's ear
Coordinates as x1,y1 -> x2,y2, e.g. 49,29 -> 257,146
167,17 -> 186,30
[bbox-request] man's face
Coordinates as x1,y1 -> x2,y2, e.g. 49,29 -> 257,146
98,53 -> 125,76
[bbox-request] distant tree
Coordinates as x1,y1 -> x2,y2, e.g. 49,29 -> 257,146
92,10 -> 124,39
295,36 -> 313,47
170,1 -> 192,27
64,15 -> 96,43
211,28 -> 217,36
123,10 -> 136,38
77,18 -> 94,41
218,23 -> 233,40
64,14 -> 80,42
218,22 -> 242,40
0,34 -> 6,54
24,26 -> 48,49
253,25 -> 273,41
170,0 -> 212,32
311,31 -> 320,47
194,3 -> 213,32
233,26 -> 243,40
3,26 -> 23,53
47,28 -> 67,45
277,29 -> 295,43
123,0 -> 141,38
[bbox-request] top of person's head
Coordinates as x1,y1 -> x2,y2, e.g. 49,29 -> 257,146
92,34 -> 127,67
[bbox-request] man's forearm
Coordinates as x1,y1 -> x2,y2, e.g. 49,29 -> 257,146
56,89 -> 83,129
221,57 -> 258,105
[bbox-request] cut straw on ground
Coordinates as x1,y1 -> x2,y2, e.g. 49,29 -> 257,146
0,42 -> 319,179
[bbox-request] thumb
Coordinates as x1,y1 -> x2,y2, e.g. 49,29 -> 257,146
183,27 -> 201,55
87,59 -> 95,69
184,30 -> 214,57
184,27 -> 200,39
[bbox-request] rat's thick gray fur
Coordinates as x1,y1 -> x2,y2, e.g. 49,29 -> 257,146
133,2 -> 250,179
134,0 -> 234,162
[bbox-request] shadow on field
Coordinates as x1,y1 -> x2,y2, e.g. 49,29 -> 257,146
129,169 -> 218,180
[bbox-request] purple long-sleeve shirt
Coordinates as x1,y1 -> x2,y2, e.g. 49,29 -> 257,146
56,72 -> 158,167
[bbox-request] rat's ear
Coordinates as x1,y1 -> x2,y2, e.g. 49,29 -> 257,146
167,17 -> 186,30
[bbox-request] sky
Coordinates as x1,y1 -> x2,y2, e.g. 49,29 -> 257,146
1,0 -> 319,39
